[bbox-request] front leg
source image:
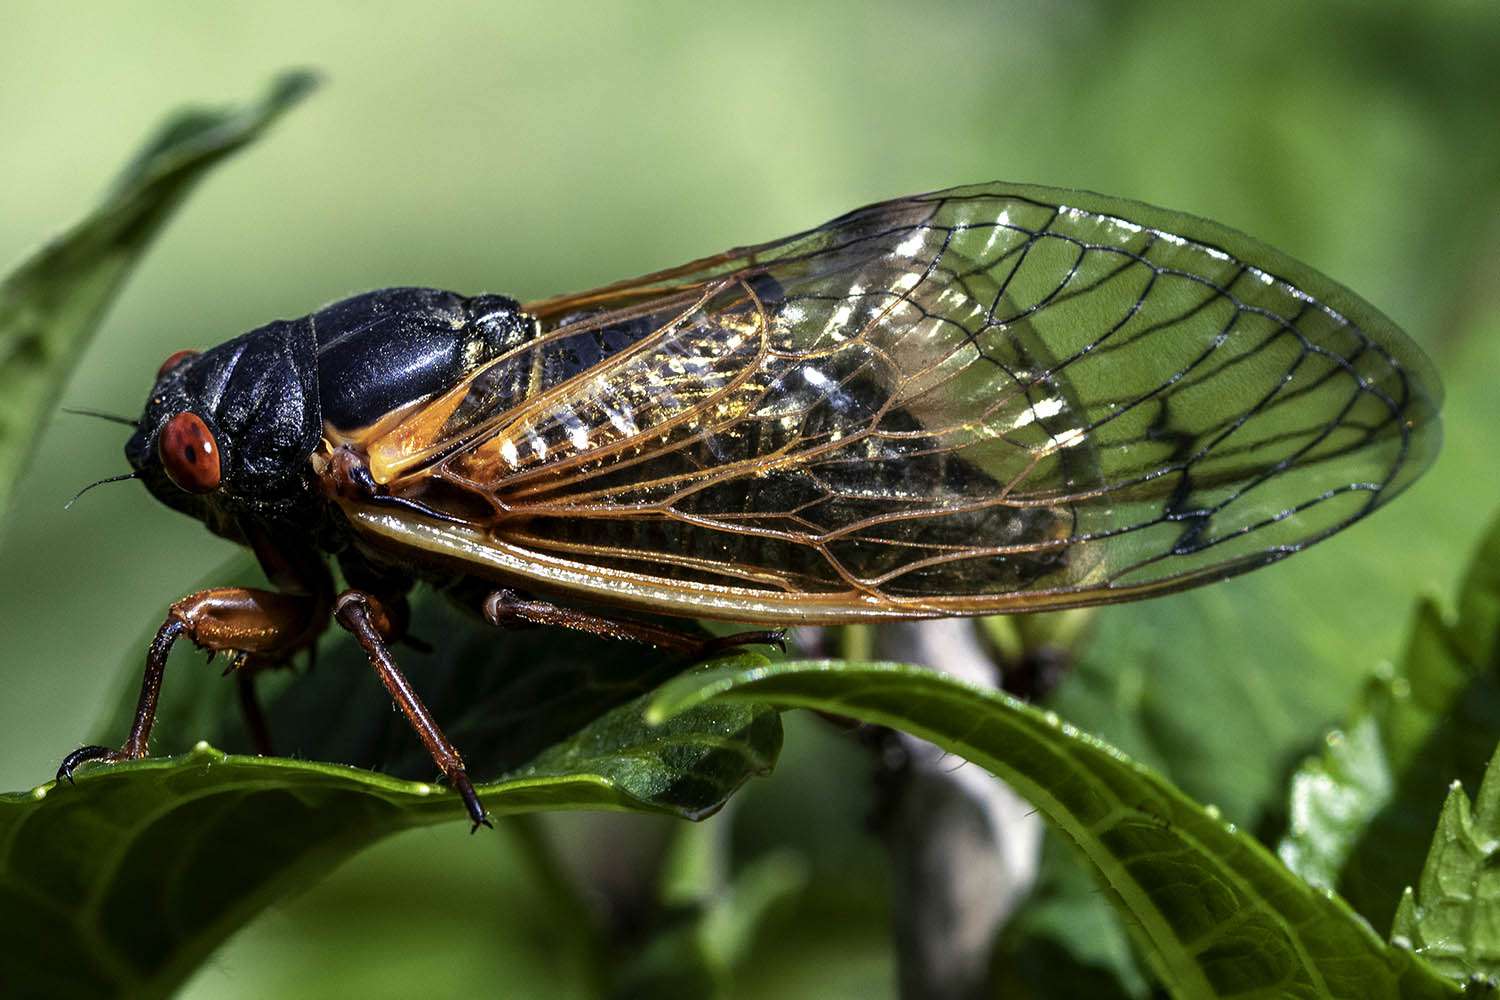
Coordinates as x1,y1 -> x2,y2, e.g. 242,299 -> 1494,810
57,587 -> 325,778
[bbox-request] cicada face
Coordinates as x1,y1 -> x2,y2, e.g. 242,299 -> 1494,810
125,321 -> 320,534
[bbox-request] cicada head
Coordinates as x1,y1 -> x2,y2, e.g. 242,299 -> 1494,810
127,316 -> 322,534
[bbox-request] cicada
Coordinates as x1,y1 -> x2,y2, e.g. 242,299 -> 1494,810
57,183 -> 1441,828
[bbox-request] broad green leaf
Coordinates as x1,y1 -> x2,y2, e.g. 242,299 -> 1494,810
1278,511 -> 1500,931
651,660 -> 1460,1000
1,636 -> 780,999
1013,489 -> 1500,991
1391,743 -> 1500,981
0,70 -> 317,520
1014,550 -> 1426,993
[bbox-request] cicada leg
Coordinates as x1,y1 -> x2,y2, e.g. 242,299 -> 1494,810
332,590 -> 491,832
57,586 -> 327,779
481,588 -> 787,658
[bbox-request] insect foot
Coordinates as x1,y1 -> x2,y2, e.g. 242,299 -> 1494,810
55,744 -> 130,784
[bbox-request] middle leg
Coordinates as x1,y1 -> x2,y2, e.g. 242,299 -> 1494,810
333,590 -> 491,831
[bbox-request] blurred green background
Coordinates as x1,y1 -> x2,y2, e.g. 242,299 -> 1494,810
2,2 -> 1497,996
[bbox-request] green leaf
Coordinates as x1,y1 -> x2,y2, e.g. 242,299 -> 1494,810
1278,512 -> 1500,931
1391,743 -> 1500,982
0,636 -> 781,999
0,70 -> 317,520
651,660 -> 1460,1000
1021,495 -> 1500,990
1018,563 -> 1415,993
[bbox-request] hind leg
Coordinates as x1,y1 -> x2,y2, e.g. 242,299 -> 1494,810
481,589 -> 786,656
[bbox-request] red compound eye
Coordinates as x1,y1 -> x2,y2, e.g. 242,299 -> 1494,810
158,412 -> 221,493
157,349 -> 200,379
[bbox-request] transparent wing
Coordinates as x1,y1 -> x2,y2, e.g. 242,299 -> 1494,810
358,183 -> 1441,622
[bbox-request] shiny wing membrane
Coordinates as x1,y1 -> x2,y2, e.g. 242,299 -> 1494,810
349,183 -> 1441,624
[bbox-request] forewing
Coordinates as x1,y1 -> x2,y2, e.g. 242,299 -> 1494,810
360,183 -> 1441,622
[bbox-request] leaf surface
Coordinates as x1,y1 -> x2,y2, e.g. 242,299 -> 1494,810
1,631 -> 780,998
651,659 -> 1459,1000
